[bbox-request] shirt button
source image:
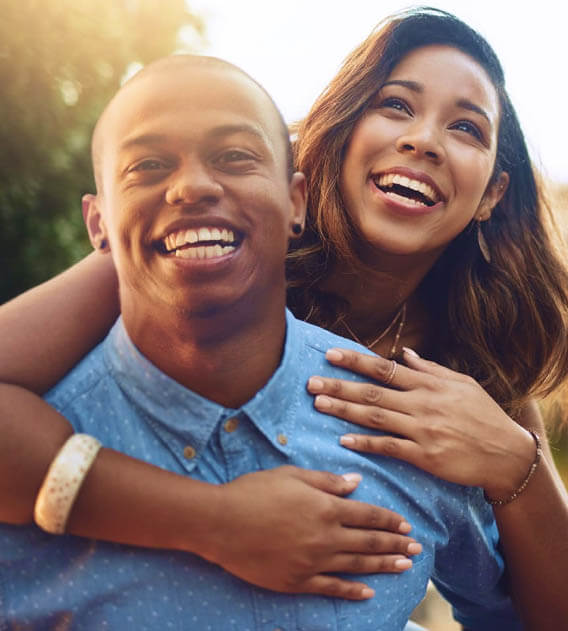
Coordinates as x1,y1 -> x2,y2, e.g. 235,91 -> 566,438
277,433 -> 288,446
183,445 -> 196,459
224,417 -> 239,433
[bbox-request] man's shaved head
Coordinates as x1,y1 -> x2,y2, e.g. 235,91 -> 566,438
91,55 -> 293,193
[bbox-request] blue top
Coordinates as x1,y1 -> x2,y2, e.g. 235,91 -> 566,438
0,311 -> 521,630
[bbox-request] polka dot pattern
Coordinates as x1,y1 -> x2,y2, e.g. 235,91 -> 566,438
0,312 -> 521,630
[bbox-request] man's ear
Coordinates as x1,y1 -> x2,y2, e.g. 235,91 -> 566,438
82,193 -> 110,252
287,172 -> 307,237
476,172 -> 509,221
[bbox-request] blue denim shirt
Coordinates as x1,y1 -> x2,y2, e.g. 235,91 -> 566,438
0,311 -> 521,630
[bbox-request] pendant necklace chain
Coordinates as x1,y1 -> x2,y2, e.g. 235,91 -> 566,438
341,302 -> 407,358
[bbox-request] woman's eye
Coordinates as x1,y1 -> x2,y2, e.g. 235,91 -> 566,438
378,97 -> 411,114
451,120 -> 483,140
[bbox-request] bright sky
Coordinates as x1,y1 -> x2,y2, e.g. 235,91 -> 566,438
188,0 -> 567,183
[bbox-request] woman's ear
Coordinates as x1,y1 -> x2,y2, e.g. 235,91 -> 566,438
477,172 -> 509,221
288,172 -> 307,238
82,194 -> 110,252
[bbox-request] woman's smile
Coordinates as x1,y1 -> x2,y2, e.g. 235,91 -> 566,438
340,44 -> 502,258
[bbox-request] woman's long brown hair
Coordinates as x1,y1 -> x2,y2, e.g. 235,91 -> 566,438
287,7 -> 568,417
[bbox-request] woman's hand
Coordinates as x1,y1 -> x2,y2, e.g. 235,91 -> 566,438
210,466 -> 422,600
307,348 -> 537,500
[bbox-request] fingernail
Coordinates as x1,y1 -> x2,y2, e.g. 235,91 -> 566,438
395,558 -> 412,570
407,542 -> 422,555
341,472 -> 362,483
326,349 -> 344,361
315,395 -> 331,410
402,346 -> 420,358
398,521 -> 412,534
361,587 -> 375,599
307,377 -> 324,391
340,435 -> 356,446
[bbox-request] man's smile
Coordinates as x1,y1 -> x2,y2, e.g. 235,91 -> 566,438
156,225 -> 242,260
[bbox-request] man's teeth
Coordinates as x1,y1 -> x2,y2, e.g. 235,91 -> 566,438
163,227 -> 236,253
375,173 -> 439,205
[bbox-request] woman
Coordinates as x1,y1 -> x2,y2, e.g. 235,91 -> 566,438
1,8 -> 567,629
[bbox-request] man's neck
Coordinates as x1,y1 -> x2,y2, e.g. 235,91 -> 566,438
121,297 -> 288,409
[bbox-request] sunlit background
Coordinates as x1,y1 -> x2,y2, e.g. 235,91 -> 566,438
2,0 -> 567,305
0,3 -> 566,628
190,0 -> 567,183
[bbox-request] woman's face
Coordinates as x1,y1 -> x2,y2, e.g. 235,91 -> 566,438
339,44 -> 507,262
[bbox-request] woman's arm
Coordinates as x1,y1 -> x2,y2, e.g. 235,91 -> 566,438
0,251 -> 119,393
307,348 -> 568,631
0,382 -> 421,599
0,262 -> 421,599
492,399 -> 568,631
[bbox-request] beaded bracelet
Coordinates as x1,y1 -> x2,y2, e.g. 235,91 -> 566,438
34,434 -> 102,534
484,430 -> 542,507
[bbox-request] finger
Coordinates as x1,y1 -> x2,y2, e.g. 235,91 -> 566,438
402,348 -> 472,384
336,528 -> 422,557
308,377 -> 414,420
340,434 -> 424,467
324,348 -> 429,391
283,466 -> 363,497
324,553 -> 416,575
300,575 -> 376,600
334,497 -> 413,534
314,394 -> 417,436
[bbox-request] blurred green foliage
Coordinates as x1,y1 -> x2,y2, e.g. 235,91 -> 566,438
0,0 -> 204,304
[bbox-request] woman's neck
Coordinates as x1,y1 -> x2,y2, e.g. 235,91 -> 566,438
324,256 -> 433,356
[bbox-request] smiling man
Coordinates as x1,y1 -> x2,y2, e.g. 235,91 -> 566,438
86,55 -> 305,408
0,56 -> 522,630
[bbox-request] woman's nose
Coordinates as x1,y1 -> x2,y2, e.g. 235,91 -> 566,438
395,123 -> 444,164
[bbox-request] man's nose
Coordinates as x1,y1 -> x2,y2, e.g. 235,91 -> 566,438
165,160 -> 223,206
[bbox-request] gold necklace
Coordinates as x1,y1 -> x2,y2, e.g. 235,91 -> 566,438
342,302 -> 407,358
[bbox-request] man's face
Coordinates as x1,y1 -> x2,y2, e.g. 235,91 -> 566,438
90,61 -> 305,320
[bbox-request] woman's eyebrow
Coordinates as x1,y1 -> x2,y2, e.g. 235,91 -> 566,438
456,99 -> 491,123
381,79 -> 422,92
381,80 -> 492,124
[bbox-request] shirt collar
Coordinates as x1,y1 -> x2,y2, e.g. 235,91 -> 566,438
103,310 -> 304,459
241,309 -> 303,455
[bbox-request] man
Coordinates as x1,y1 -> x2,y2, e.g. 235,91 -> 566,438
0,55 -> 520,630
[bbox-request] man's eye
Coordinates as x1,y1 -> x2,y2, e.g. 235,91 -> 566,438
217,150 -> 254,163
131,159 -> 167,171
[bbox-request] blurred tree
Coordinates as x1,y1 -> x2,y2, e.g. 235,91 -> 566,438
0,0 -> 204,303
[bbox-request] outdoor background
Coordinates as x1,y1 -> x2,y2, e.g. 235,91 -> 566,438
1,2 -> 566,627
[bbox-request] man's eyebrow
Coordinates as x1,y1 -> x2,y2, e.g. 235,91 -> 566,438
119,134 -> 170,152
207,123 -> 267,142
119,124 -> 269,153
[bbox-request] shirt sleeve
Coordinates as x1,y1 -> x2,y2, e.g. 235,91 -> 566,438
431,486 -> 523,631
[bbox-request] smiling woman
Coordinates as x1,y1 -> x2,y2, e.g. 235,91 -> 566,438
339,45 -> 507,261
287,8 -> 568,629
0,7 -> 568,631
